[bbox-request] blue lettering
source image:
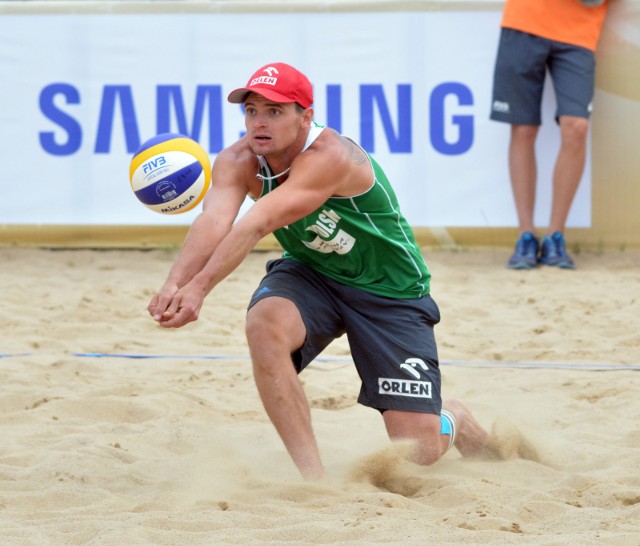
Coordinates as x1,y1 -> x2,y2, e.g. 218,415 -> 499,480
95,85 -> 141,154
157,85 -> 224,153
143,156 -> 167,173
360,84 -> 411,154
326,84 -> 342,133
429,82 -> 473,155
37,82 -> 478,157
39,83 -> 82,156
237,104 -> 247,140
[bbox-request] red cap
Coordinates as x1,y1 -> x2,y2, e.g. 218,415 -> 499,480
227,62 -> 313,108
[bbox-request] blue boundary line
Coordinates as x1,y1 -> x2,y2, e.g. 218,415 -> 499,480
2,352 -> 640,370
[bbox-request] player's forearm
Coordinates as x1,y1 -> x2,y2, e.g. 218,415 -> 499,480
165,212 -> 232,288
190,221 -> 264,296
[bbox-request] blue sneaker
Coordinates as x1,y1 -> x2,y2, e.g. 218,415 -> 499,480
507,232 -> 539,270
539,232 -> 575,269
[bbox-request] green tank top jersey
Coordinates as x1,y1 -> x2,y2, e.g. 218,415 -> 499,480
255,125 -> 430,298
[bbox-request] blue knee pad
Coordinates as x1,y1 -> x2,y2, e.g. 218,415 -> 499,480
440,413 -> 452,435
440,409 -> 457,450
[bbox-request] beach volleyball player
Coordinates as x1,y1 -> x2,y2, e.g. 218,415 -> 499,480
148,63 -> 491,480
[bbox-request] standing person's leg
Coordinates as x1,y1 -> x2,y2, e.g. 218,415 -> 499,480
505,123 -> 542,269
539,41 -> 595,269
490,29 -> 549,269
509,123 -> 540,235
549,115 -> 589,234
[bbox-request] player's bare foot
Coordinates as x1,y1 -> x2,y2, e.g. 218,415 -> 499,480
484,417 -> 541,462
443,399 -> 490,457
444,399 -> 540,462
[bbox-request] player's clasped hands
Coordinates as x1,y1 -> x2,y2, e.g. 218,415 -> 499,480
148,282 -> 204,328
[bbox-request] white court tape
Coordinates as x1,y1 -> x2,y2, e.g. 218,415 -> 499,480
2,352 -> 639,371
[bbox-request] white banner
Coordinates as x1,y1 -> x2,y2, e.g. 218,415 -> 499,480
0,11 -> 591,227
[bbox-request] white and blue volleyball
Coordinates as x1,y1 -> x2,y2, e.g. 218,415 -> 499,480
129,133 -> 211,214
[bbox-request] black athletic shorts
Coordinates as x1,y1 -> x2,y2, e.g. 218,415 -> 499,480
247,258 -> 443,414
490,28 -> 596,125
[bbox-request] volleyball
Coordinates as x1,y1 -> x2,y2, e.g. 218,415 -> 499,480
129,133 -> 211,214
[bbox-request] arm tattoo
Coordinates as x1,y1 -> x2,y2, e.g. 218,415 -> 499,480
342,136 -> 368,165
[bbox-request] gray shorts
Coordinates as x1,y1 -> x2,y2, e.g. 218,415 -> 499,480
490,28 -> 596,125
247,258 -> 443,414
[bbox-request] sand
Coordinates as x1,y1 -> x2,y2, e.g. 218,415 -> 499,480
1,246 -> 639,545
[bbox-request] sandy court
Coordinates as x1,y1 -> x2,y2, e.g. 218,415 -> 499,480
1,246 -> 639,545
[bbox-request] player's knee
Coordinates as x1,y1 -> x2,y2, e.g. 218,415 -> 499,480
245,299 -> 282,345
246,297 -> 306,356
245,309 -> 263,345
411,442 -> 446,466
245,313 -> 264,352
511,124 -> 538,144
560,116 -> 589,146
385,410 -> 447,465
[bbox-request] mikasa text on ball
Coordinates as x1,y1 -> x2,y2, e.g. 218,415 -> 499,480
129,133 -> 211,214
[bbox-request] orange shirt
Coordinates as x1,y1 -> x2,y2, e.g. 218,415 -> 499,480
501,0 -> 608,51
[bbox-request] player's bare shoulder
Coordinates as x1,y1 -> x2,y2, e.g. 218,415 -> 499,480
217,136 -> 257,171
340,134 -> 369,165
306,127 -> 372,197
311,127 -> 368,166
213,136 -> 260,191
